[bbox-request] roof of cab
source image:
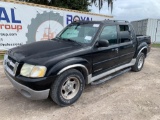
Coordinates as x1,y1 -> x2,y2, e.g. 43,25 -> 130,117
72,20 -> 130,25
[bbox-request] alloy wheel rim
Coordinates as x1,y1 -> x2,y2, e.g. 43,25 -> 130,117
138,55 -> 144,69
61,76 -> 80,100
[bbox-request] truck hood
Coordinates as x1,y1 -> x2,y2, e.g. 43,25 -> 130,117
8,40 -> 83,64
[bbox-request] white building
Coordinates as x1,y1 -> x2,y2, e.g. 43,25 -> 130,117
131,18 -> 160,43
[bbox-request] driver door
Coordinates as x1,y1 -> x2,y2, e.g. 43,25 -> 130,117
92,25 -> 120,76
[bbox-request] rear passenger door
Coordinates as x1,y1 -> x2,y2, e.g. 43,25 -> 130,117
118,25 -> 136,65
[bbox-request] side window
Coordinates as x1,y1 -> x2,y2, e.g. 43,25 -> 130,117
99,26 -> 118,45
119,25 -> 130,43
120,25 -> 129,31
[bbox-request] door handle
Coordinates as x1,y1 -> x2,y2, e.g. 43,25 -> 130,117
112,48 -> 119,53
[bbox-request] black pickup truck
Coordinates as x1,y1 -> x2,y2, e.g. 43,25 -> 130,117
4,20 -> 151,106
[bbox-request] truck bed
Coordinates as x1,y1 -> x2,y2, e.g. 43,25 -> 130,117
137,35 -> 151,45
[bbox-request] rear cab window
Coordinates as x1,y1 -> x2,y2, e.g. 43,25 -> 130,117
119,25 -> 131,43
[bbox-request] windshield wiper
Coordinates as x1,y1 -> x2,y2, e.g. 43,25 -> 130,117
51,36 -> 62,41
61,38 -> 82,46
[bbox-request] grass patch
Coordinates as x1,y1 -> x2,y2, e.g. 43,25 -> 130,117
152,43 -> 160,48
0,55 -> 4,60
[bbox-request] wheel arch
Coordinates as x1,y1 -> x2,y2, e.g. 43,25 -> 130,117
135,42 -> 148,58
137,46 -> 148,57
141,47 -> 147,57
47,57 -> 91,84
57,64 -> 89,84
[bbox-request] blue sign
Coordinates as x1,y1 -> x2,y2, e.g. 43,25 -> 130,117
66,15 -> 92,25
0,7 -> 21,23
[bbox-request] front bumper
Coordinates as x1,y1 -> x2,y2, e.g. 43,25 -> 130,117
5,71 -> 50,100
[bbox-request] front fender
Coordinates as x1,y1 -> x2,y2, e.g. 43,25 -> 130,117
46,57 -> 91,77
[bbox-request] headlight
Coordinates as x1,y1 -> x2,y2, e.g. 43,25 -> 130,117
20,63 -> 47,78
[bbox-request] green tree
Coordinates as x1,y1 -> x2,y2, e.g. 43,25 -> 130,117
91,0 -> 113,12
20,0 -> 91,12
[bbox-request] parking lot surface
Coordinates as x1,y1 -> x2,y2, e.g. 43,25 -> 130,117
0,48 -> 160,120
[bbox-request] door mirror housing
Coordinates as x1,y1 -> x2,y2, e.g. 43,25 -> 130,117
96,40 -> 109,47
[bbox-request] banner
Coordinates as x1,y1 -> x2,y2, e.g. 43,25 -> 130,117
0,1 -> 111,50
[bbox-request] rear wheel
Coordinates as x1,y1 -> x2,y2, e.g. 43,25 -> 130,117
132,52 -> 145,72
50,69 -> 85,106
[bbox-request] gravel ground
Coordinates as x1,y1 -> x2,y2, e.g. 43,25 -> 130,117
0,48 -> 160,120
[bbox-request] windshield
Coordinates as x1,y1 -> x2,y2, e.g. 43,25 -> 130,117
57,23 -> 100,45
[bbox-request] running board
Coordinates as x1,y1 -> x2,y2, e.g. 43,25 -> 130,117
91,67 -> 131,85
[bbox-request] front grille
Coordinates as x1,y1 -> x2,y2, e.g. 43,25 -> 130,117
8,56 -> 16,63
4,55 -> 19,76
7,56 -> 16,71
7,62 -> 14,71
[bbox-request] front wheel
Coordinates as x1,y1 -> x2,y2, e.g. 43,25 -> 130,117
50,69 -> 85,106
132,52 -> 145,72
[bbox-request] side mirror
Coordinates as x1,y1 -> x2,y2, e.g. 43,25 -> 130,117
95,40 -> 109,47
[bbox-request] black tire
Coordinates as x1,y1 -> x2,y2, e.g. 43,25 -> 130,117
132,52 -> 145,72
50,69 -> 85,106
